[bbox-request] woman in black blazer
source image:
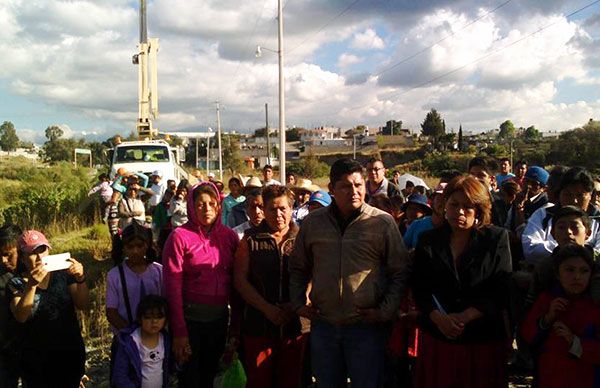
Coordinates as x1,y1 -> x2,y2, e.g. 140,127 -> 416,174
412,175 -> 512,388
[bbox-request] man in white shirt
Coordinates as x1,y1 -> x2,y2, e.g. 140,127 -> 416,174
149,170 -> 167,209
262,165 -> 281,186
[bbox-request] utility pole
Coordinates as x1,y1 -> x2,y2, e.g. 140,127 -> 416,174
207,127 -> 212,177
195,137 -> 199,169
353,134 -> 357,159
215,101 -> 223,182
265,103 -> 271,165
277,0 -> 286,181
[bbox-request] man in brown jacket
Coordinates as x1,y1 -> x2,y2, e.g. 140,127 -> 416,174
289,158 -> 410,388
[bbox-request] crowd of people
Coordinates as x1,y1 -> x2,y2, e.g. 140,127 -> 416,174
1,155 -> 600,387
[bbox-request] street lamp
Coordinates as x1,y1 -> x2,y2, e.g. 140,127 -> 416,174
255,0 -> 286,180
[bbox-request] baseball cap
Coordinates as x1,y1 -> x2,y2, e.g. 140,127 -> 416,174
308,190 -> 332,207
151,170 -> 163,178
525,166 -> 549,186
18,230 -> 51,254
208,172 -> 216,179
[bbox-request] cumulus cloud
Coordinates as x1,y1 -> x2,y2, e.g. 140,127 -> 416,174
0,0 -> 599,141
351,28 -> 385,50
337,53 -> 363,68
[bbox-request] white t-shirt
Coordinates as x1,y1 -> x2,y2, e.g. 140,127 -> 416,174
149,182 -> 167,207
264,179 -> 281,186
132,328 -> 165,388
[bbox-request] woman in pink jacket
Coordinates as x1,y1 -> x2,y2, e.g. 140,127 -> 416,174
163,182 -> 239,388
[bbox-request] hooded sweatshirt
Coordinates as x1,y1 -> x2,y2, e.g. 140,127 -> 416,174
163,182 -> 239,337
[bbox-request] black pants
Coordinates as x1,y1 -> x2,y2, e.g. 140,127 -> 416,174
0,349 -> 20,388
178,315 -> 229,388
21,347 -> 85,388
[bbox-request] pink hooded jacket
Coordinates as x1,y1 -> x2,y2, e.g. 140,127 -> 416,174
163,182 -> 239,337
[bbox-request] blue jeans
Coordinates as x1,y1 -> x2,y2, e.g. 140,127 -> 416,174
311,320 -> 386,388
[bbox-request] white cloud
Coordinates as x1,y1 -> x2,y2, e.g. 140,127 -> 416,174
337,53 -> 363,68
0,0 -> 599,141
351,28 -> 385,50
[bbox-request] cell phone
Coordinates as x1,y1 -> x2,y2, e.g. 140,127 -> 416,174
42,253 -> 72,272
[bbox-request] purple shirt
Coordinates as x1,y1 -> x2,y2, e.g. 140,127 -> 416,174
106,260 -> 163,334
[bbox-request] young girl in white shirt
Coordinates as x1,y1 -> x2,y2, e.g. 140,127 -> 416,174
112,295 -> 171,388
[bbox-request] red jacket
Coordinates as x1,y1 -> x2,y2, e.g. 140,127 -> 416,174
522,290 -> 600,388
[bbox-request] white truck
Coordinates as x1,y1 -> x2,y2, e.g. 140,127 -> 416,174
108,139 -> 187,183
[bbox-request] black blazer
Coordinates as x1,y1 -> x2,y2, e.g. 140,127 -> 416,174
412,224 -> 512,343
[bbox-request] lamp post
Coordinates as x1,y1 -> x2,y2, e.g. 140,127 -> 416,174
255,0 -> 285,180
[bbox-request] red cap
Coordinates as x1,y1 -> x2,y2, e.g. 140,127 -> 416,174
18,230 -> 51,254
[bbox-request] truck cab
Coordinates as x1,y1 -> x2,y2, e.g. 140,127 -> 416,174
109,139 -> 187,183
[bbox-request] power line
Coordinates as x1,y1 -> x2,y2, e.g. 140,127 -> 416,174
228,0 -> 271,83
302,0 -> 600,121
279,0 -> 513,115
287,0 -> 363,54
373,0 -> 514,78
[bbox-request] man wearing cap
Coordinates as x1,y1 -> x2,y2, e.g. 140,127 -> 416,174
228,177 -> 263,228
262,165 -> 281,187
149,170 -> 167,210
365,157 -> 402,203
505,166 -> 549,232
289,158 -> 409,388
307,190 -> 332,213
399,193 -> 432,235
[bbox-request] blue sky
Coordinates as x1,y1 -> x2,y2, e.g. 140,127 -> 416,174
2,0 -> 600,144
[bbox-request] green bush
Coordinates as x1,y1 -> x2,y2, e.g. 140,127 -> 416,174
0,160 -> 99,232
422,152 -> 473,176
288,153 -> 330,179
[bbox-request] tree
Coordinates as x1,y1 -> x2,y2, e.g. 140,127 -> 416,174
41,125 -> 77,163
286,127 -> 301,142
498,120 -> 516,139
458,124 -> 463,152
222,134 -> 243,173
45,125 -> 64,142
19,140 -> 34,150
523,125 -> 542,142
382,120 -> 403,135
254,127 -> 267,137
439,133 -> 456,151
288,151 -> 329,178
547,120 -> 600,170
0,121 -> 19,154
420,109 -> 445,148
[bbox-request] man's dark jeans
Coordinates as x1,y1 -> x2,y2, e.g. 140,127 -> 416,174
311,319 -> 386,388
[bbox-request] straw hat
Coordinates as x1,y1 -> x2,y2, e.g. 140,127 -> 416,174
245,176 -> 263,189
292,178 -> 319,194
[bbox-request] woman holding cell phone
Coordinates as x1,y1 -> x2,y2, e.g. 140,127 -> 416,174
7,230 -> 89,388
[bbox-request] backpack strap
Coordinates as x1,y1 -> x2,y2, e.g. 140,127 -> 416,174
117,264 -> 134,325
